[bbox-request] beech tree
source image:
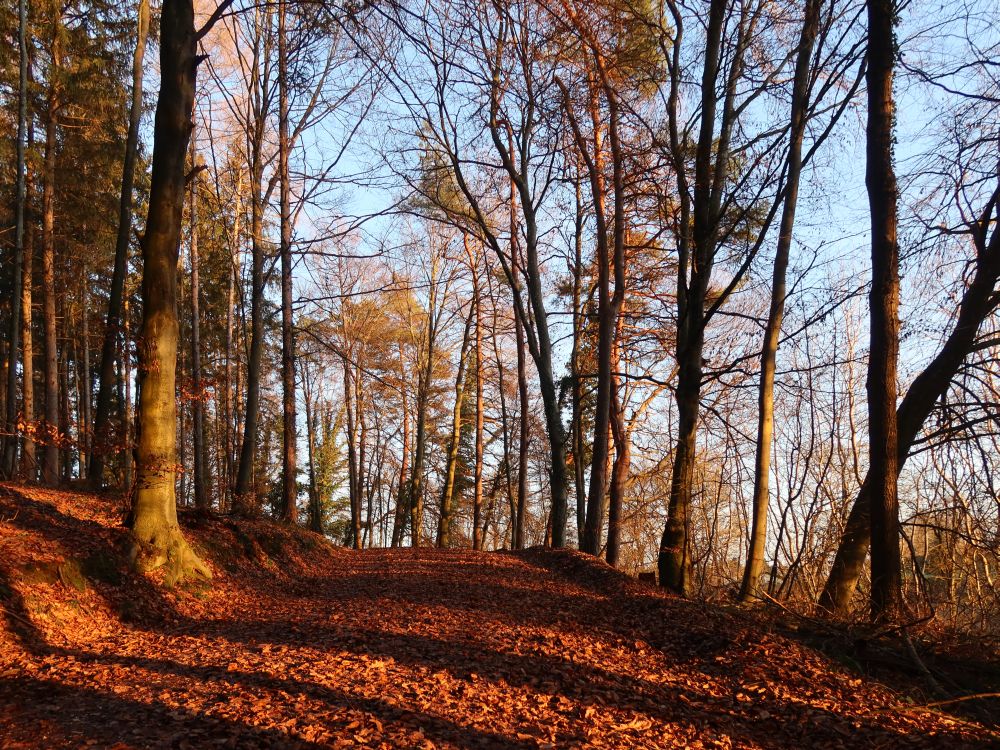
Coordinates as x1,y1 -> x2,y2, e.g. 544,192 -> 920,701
127,0 -> 224,581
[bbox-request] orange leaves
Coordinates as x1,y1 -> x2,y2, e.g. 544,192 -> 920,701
0,482 -> 996,748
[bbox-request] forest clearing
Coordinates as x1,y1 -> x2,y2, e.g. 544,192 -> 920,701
1,483 -> 997,748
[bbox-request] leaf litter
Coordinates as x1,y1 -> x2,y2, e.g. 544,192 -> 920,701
0,483 -> 995,749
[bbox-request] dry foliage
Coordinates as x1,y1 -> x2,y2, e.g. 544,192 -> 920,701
0,483 -> 995,748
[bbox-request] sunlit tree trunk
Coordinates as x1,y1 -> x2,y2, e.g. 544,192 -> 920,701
278,0 -> 297,525
410,254 -> 439,548
392,342 -> 410,547
438,303 -> 474,548
128,0 -> 210,583
188,130 -> 208,511
472,265 -> 485,551
234,8 -> 270,511
40,8 -> 62,486
514,305 -> 529,551
865,0 -> 903,622
739,0 -> 820,602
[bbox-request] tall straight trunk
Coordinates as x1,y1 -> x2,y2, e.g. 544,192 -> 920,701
514,307 -> 529,551
188,132 -> 208,511
91,0 -> 149,487
222,185 -> 240,508
570,178 -> 586,547
472,274 -> 484,551
2,0 -> 28,477
343,357 -> 361,548
606,331 -> 628,567
739,0 -> 820,602
355,368 -> 367,545
128,0 -> 209,582
560,65 -> 627,559
19,178 -> 35,479
493,317 -> 515,548
410,257 -> 439,548
80,279 -> 92,478
659,0 -> 742,594
575,83 -> 612,557
278,0 -> 297,525
438,304 -> 475,548
301,363 -> 322,534
234,29 -> 268,510
865,0 -> 902,622
40,11 -> 61,486
59,330 -> 71,482
392,342 -> 410,546
234,171 -> 265,508
123,298 -> 133,489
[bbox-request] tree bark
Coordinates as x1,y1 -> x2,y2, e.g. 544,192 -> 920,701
278,0 -> 298,525
40,8 -> 62,486
188,130 -> 208,511
472,265 -> 484,551
2,0 -> 29,478
410,256 -> 439,547
128,0 -> 210,584
438,302 -> 474,548
91,0 -> 149,488
19,167 -> 35,480
739,0 -> 820,602
392,342 -> 410,547
864,0 -> 903,623
514,305 -> 529,551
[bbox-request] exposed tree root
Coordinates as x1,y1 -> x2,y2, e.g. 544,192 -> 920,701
129,523 -> 212,586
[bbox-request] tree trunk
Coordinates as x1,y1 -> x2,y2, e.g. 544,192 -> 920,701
234,53 -> 268,511
40,12 -> 61,486
188,130 -> 208,511
514,307 -> 529,551
578,83 -> 612,558
819,198 -> 1000,615
739,0 -> 820,602
472,270 -> 484,551
864,0 -> 902,623
19,173 -> 35,480
606,327 -> 628,567
302,363 -> 323,534
438,303 -> 474,548
91,0 -> 148,488
410,257 -> 439,548
278,0 -> 297,525
128,0 -> 210,584
2,0 -> 29,478
569,177 -> 587,548
659,0 -> 741,594
392,342 -> 410,547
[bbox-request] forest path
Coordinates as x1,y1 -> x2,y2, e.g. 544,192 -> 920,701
0,483 -> 993,748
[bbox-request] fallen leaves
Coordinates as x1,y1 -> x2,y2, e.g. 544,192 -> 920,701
0,482 -> 996,749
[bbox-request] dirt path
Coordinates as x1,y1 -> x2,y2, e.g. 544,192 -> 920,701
0,484 -> 993,748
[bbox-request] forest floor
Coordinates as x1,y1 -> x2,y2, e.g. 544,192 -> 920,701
0,482 -> 997,749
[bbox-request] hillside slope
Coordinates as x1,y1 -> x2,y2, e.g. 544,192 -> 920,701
0,482 -> 994,749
